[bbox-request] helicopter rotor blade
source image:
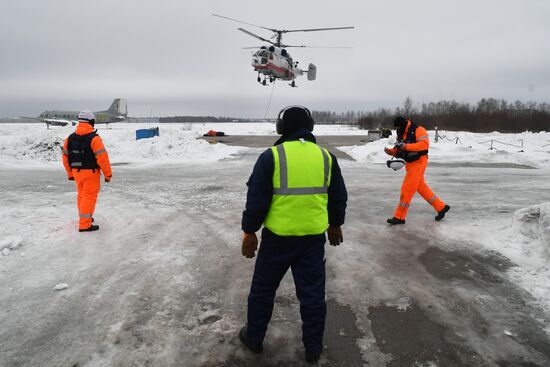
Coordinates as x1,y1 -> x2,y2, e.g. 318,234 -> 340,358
241,46 -> 264,49
282,45 -> 354,49
238,28 -> 276,45
283,26 -> 355,33
212,13 -> 275,32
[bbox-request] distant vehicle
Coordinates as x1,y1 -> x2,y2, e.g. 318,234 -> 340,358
213,14 -> 354,87
24,99 -> 128,128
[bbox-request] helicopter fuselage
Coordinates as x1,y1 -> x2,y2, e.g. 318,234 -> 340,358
252,46 -> 296,81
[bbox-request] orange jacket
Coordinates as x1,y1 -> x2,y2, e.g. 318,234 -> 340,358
385,121 -> 430,156
402,121 -> 429,152
62,122 -> 112,179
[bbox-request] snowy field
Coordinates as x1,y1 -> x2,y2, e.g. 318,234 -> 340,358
1,122 -> 550,366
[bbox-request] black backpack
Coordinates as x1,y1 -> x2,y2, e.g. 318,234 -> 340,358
67,132 -> 99,169
396,124 -> 429,163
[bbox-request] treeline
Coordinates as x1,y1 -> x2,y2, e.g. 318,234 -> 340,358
311,110 -> 364,125
356,98 -> 550,132
159,116 -> 252,123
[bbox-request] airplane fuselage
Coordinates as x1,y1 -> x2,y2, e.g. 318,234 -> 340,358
37,99 -> 127,127
39,110 -> 125,125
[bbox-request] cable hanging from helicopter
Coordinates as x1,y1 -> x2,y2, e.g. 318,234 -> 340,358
213,13 -> 354,88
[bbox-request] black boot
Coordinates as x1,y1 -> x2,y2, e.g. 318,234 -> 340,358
387,217 -> 405,225
239,326 -> 263,354
79,224 -> 99,232
305,351 -> 321,364
435,205 -> 450,221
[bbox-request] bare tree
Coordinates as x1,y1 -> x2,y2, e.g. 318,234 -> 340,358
403,96 -> 414,116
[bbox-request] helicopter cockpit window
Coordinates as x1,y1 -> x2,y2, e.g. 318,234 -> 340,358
255,50 -> 269,57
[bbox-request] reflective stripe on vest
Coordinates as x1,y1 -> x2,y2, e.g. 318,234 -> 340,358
272,143 -> 330,195
264,140 -> 332,236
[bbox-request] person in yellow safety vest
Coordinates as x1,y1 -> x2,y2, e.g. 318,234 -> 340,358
384,116 -> 450,225
62,110 -> 112,232
239,106 -> 348,364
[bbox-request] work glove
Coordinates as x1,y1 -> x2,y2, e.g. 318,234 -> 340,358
242,232 -> 258,258
384,147 -> 394,156
327,225 -> 343,246
68,176 -> 74,181
105,176 -> 111,183
395,142 -> 407,151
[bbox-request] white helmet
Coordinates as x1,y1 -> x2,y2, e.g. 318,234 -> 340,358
387,159 -> 406,171
78,110 -> 95,122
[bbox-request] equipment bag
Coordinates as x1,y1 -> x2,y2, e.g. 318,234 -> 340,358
67,132 -> 99,169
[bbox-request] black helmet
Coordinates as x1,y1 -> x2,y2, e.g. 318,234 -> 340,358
276,106 -> 314,135
393,116 -> 408,128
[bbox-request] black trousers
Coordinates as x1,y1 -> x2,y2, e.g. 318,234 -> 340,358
247,228 -> 326,353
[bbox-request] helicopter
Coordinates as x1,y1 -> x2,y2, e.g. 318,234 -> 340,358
213,14 -> 354,87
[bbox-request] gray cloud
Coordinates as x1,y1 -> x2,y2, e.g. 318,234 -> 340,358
1,0 -> 549,118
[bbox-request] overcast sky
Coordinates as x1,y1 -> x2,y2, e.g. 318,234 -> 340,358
1,0 -> 549,118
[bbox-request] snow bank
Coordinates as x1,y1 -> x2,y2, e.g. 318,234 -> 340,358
340,130 -> 550,168
0,123 -> 244,166
507,203 -> 550,316
513,202 -> 550,259
101,125 -> 243,164
1,123 -> 549,168
448,202 -> 550,316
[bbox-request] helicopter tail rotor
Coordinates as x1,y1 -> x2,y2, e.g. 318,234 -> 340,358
307,64 -> 317,81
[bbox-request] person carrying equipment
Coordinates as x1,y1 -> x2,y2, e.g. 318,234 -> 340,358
239,106 -> 347,364
384,116 -> 450,225
62,110 -> 112,232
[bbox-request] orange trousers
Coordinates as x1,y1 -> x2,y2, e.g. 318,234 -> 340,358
394,156 -> 445,220
73,169 -> 101,230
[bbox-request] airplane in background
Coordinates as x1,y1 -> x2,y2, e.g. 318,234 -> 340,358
24,98 -> 128,128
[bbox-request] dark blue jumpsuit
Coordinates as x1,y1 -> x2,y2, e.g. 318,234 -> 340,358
241,129 -> 348,354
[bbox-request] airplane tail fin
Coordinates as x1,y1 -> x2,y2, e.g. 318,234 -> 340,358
107,98 -> 127,117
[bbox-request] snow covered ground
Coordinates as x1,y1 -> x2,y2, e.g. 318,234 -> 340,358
0,122 -> 367,168
1,122 -> 548,168
1,122 -> 550,366
341,129 -> 550,169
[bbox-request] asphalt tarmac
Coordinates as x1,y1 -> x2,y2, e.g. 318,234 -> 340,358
198,135 -> 372,160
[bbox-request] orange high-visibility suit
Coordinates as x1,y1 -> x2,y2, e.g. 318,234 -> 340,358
62,122 -> 112,230
386,121 -> 445,220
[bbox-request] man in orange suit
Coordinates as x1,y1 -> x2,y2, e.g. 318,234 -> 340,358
62,110 -> 112,232
384,116 -> 450,225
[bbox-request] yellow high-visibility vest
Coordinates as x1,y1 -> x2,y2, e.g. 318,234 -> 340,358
264,140 -> 332,236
